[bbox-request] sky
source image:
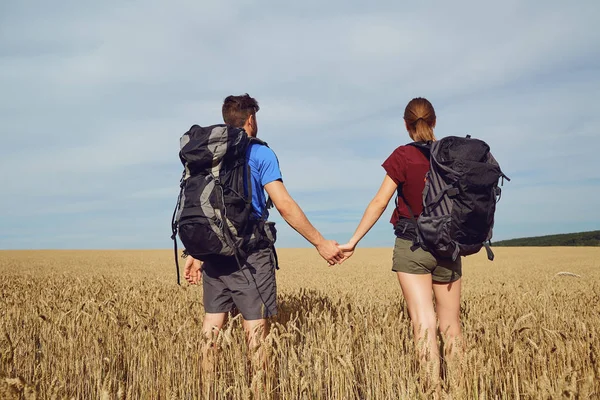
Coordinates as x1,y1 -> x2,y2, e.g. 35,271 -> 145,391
1,0 -> 599,250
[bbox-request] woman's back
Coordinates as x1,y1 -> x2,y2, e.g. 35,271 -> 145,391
382,143 -> 429,226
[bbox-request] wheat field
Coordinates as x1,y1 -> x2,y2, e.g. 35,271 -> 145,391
1,247 -> 599,399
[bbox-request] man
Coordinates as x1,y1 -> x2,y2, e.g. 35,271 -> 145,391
184,93 -> 343,357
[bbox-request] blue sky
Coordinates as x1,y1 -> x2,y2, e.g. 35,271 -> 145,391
1,0 -> 599,249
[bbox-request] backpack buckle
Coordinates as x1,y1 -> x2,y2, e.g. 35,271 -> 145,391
447,187 -> 459,197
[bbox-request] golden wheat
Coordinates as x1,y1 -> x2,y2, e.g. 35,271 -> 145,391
0,247 -> 599,399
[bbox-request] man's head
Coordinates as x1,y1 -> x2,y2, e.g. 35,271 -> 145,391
222,94 -> 260,137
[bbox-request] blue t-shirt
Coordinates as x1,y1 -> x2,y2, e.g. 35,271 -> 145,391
246,143 -> 282,219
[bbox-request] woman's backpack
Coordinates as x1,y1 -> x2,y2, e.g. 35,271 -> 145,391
402,135 -> 509,261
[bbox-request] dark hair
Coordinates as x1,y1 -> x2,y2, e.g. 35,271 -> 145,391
222,94 -> 260,128
404,97 -> 436,142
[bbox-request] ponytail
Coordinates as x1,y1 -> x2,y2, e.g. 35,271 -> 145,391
404,97 -> 437,142
413,118 -> 436,142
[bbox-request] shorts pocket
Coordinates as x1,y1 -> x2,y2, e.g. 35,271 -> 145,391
393,238 -> 438,274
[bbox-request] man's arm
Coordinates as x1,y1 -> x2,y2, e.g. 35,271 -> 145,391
264,180 -> 343,264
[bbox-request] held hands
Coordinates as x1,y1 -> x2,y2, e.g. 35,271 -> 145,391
316,239 -> 345,266
316,239 -> 357,266
184,256 -> 202,285
337,243 -> 355,263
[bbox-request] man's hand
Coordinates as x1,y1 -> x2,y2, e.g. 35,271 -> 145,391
265,180 -> 346,266
184,256 -> 202,285
316,239 -> 344,266
337,243 -> 356,264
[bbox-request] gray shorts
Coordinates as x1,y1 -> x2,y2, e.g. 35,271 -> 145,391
202,247 -> 277,320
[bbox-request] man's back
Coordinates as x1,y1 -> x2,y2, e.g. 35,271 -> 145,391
247,143 -> 282,219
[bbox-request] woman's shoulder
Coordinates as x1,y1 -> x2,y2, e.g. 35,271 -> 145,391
386,143 -> 429,166
388,143 -> 416,158
391,143 -> 409,154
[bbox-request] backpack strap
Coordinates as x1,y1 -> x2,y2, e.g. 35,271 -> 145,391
265,198 -> 274,213
406,141 -> 432,159
395,186 -> 422,252
396,187 -> 417,221
170,170 -> 186,285
483,241 -> 494,261
248,137 -> 268,147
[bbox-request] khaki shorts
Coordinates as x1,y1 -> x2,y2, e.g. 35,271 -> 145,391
392,238 -> 462,283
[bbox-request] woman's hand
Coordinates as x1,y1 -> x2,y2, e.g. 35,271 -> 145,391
337,243 -> 356,264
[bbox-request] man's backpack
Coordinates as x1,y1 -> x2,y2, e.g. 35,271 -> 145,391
170,124 -> 276,284
401,135 -> 509,261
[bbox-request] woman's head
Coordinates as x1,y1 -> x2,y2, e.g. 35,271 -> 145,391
404,97 -> 436,142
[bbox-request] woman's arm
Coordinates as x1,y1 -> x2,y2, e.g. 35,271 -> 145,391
339,175 -> 398,257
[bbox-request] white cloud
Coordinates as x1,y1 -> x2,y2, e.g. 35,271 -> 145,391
0,0 -> 599,248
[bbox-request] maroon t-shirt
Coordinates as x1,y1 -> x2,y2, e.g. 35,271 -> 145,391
382,144 -> 430,227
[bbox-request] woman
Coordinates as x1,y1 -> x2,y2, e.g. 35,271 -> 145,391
339,97 -> 462,378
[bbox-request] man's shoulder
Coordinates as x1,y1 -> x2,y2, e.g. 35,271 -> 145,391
249,142 -> 278,163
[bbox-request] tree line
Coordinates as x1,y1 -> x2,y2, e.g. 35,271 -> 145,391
493,231 -> 600,247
